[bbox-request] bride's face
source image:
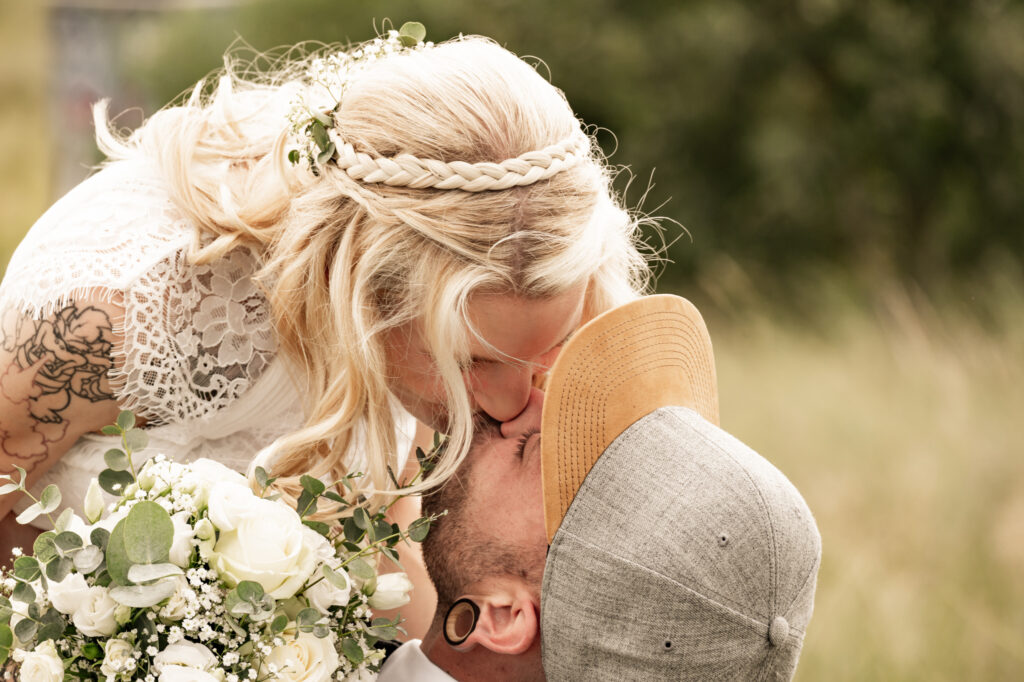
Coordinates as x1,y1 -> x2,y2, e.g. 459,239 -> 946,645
384,284 -> 586,429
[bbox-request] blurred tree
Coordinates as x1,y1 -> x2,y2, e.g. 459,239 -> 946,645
123,0 -> 1024,294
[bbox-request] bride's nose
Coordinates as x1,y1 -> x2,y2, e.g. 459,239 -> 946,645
499,387 -> 544,438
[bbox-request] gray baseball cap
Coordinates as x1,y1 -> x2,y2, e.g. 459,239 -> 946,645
539,295 -> 821,680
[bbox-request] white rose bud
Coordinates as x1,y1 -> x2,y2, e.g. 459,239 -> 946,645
48,572 -> 88,615
72,586 -> 119,637
193,518 -> 216,560
208,488 -> 317,599
12,640 -> 63,682
137,466 -> 157,491
159,576 -> 191,622
100,638 -> 136,678
261,629 -> 339,682
84,478 -> 105,524
182,458 -> 248,509
115,604 -> 133,625
367,572 -> 414,611
168,511 -> 195,567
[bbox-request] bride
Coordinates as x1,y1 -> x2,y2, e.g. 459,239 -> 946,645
0,27 -> 651,635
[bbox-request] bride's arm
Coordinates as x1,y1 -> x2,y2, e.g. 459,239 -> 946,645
0,294 -> 125,524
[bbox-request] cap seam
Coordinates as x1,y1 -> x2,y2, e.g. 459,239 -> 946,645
662,409 -> 791,618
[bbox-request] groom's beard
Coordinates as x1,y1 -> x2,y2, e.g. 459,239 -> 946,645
421,425 -> 542,615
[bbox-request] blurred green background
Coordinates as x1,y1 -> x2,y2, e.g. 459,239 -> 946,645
1,1 -> 1022,679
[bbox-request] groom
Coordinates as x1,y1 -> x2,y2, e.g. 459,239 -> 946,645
379,295 -> 821,681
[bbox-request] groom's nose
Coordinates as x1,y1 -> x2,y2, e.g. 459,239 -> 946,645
499,387 -> 544,438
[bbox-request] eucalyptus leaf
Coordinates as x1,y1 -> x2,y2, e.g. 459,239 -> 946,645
297,490 -> 317,518
0,596 -> 12,626
310,120 -> 330,151
254,466 -> 269,488
287,149 -> 300,165
311,110 -> 333,128
13,618 -> 36,645
398,21 -> 427,46
408,517 -> 431,543
323,565 -> 349,589
36,483 -> 58,509
116,410 -> 135,431
322,491 -> 346,505
123,500 -> 173,565
353,507 -> 370,530
0,483 -> 19,495
98,469 -> 135,495
347,557 -> 375,581
100,425 -> 121,436
342,636 -> 364,664
54,531 -> 83,551
104,448 -> 130,471
105,519 -> 131,586
11,577 -> 34,602
33,532 -> 58,563
13,556 -> 41,582
45,556 -> 73,583
316,142 -> 336,167
82,641 -> 102,660
271,614 -> 288,633
14,502 -> 44,526
312,623 -> 330,638
73,545 -> 105,574
27,602 -> 41,620
90,527 -> 111,550
302,520 -> 330,536
36,608 -> 64,642
110,580 -> 178,608
343,516 -> 362,543
236,581 -> 265,603
296,607 -> 319,627
0,622 -> 11,651
300,475 -> 327,496
54,507 -> 74,533
367,624 -> 399,640
127,563 -> 183,583
123,428 -> 148,453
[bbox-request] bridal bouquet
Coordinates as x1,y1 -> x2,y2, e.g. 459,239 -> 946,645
0,412 -> 439,681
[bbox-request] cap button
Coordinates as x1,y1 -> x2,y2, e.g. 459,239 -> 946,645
768,616 -> 790,647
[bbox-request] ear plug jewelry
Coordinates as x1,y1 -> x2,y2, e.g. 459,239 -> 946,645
443,598 -> 480,647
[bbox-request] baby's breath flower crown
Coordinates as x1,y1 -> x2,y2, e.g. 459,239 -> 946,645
287,21 -> 590,191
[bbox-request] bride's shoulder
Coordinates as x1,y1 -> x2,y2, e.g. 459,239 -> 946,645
0,158 -> 196,315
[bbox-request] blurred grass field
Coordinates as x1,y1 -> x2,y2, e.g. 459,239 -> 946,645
2,3 -> 1022,679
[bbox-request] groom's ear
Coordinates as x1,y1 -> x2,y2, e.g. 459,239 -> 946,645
455,588 -> 539,655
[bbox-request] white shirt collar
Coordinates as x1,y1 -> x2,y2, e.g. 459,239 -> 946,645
377,639 -> 457,682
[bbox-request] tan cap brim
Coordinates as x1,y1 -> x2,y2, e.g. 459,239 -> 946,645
540,294 -> 719,544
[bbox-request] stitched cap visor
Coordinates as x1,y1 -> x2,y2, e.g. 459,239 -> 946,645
540,294 -> 718,543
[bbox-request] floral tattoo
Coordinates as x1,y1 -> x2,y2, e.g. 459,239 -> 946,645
0,304 -> 116,471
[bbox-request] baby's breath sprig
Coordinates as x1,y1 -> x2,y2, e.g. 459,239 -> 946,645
287,21 -> 433,174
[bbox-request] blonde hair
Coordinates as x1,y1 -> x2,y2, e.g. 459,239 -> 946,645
95,35 -> 651,506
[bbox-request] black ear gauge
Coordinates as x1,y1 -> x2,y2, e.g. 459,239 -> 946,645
443,598 -> 480,647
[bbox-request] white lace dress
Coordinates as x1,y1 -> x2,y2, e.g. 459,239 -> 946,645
0,158 -> 414,526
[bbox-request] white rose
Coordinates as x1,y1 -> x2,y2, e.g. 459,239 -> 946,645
209,491 -> 317,599
261,629 -> 339,682
72,585 -> 119,637
159,576 -> 192,622
183,458 -> 248,508
305,563 -> 351,613
100,638 -> 136,678
48,571 -> 88,615
168,511 -> 195,567
154,641 -> 223,682
193,517 -> 216,560
367,572 -> 414,610
12,640 -> 63,682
